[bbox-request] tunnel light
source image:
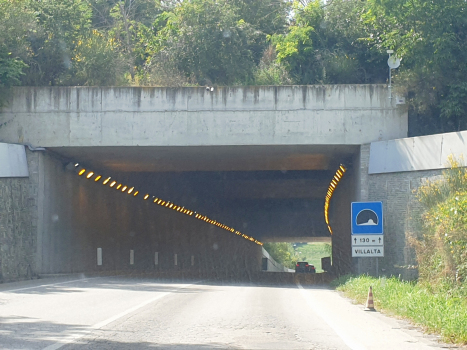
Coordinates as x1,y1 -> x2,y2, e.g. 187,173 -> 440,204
72,161 -> 262,248
324,164 -> 347,235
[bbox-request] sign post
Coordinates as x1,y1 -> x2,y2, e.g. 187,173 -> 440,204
351,202 -> 384,276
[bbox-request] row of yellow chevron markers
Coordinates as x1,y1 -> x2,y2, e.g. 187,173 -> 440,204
74,163 -> 263,246
324,164 -> 347,235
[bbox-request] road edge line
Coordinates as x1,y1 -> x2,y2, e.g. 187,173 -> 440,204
296,282 -> 367,350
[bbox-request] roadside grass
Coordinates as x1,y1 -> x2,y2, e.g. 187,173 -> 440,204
331,275 -> 467,345
294,243 -> 331,273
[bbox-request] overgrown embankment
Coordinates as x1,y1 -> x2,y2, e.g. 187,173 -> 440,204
333,159 -> 467,345
332,275 -> 467,344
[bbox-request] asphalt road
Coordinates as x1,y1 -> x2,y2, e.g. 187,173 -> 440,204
0,275 -> 456,350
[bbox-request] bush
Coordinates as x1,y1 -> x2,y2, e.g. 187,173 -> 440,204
413,156 -> 467,283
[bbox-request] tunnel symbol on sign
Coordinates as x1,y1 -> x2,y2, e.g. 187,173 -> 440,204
356,210 -> 378,226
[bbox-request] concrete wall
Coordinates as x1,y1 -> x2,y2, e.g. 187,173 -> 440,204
0,150 -> 39,282
34,152 -> 262,277
261,248 -> 294,272
329,162 -> 357,275
359,144 -> 444,278
1,149 -> 262,281
370,130 -> 467,174
0,86 -> 407,147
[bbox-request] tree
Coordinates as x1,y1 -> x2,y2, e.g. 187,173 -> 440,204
141,0 -> 290,85
271,0 -> 387,84
0,0 -> 36,89
263,242 -> 299,269
21,0 -> 93,86
147,0 -> 260,85
366,0 -> 467,134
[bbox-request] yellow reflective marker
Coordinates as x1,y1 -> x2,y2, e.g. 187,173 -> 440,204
94,175 -> 102,182
78,169 -> 86,176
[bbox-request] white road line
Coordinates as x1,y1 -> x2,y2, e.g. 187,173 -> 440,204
42,283 -> 194,350
297,282 -> 366,350
0,278 -> 96,293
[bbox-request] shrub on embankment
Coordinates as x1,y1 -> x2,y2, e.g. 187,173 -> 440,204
413,157 -> 467,284
332,275 -> 467,344
333,158 -> 467,345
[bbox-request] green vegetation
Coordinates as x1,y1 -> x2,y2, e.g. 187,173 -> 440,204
263,242 -> 298,269
332,158 -> 467,345
294,242 -> 331,273
0,0 -> 466,134
332,275 -> 467,344
263,242 -> 331,272
414,157 -> 467,284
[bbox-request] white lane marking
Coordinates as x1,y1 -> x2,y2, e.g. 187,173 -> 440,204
297,282 -> 366,350
0,278 -> 96,293
42,282 -> 194,350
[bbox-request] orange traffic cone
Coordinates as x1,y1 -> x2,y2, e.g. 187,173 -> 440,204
364,286 -> 376,311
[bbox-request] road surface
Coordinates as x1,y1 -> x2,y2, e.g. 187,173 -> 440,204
0,275 -> 456,349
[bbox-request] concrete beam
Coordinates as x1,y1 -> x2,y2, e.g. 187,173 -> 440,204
0,86 -> 407,148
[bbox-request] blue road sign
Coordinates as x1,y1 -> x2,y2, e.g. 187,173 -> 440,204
351,202 -> 383,234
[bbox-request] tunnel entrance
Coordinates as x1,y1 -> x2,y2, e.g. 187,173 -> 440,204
43,144 -> 359,277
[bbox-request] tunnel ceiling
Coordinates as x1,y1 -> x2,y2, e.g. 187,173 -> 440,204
49,144 -> 358,173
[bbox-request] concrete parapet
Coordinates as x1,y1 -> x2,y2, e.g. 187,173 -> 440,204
0,85 -> 407,147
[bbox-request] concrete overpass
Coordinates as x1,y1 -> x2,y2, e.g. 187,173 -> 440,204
0,85 -> 407,280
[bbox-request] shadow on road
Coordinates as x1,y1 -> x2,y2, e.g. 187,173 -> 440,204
0,271 -> 335,296
62,340 -> 242,350
0,316 -> 88,350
